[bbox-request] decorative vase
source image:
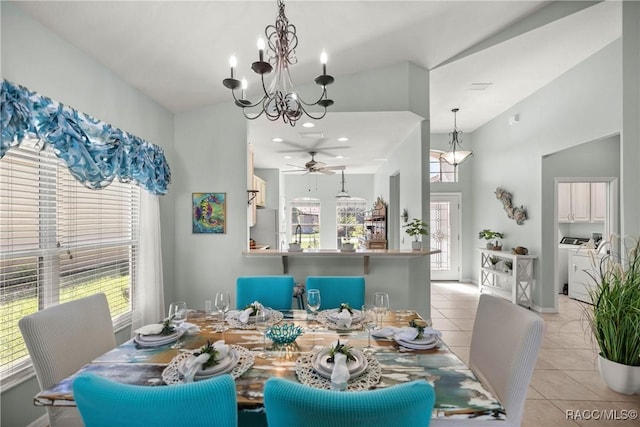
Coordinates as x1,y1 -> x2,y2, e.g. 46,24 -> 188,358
486,242 -> 494,250
341,242 -> 354,251
598,354 -> 640,395
411,241 -> 422,251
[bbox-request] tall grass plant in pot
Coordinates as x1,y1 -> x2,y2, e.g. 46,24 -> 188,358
585,237 -> 640,395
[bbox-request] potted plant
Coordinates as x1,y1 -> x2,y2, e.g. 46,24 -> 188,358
478,229 -> 504,250
403,218 -> 429,250
585,238 -> 640,394
488,256 -> 499,270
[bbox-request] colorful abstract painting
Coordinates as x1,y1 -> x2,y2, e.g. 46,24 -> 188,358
192,193 -> 226,234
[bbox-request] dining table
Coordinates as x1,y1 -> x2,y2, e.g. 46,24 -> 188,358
34,308 -> 506,425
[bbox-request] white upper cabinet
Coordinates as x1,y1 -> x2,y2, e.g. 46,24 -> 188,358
558,182 -> 603,223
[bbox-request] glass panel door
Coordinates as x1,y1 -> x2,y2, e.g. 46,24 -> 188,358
430,194 -> 461,280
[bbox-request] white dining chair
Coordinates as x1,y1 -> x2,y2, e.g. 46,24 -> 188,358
468,294 -> 544,427
19,293 -> 116,427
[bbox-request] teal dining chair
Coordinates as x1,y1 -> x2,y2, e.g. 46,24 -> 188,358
264,378 -> 435,427
73,373 -> 238,427
304,276 -> 365,309
236,275 -> 295,310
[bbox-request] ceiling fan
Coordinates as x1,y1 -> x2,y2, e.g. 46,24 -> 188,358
283,151 -> 345,175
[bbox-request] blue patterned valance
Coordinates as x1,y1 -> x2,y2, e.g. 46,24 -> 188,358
0,79 -> 171,195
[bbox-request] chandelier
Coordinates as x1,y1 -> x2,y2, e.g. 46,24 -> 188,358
222,0 -> 334,126
440,108 -> 473,168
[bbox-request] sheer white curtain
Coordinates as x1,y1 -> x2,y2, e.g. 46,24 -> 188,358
132,189 -> 165,333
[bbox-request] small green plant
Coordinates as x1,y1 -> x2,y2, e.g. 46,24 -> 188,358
327,340 -> 356,363
403,218 -> 429,242
478,229 -> 504,241
194,340 -> 220,369
489,256 -> 499,266
585,238 -> 640,366
338,303 -> 353,314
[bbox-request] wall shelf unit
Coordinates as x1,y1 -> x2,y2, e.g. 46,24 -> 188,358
478,249 -> 537,309
364,197 -> 387,249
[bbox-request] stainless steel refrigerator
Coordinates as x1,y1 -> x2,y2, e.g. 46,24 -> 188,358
250,208 -> 279,249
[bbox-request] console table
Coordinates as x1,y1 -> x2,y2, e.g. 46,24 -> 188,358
478,249 -> 536,309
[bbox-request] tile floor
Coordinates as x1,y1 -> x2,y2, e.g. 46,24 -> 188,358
431,282 -> 640,427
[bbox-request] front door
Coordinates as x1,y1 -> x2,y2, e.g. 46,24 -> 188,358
430,194 -> 461,281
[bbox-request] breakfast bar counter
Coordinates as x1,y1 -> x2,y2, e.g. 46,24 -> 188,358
243,248 -> 439,275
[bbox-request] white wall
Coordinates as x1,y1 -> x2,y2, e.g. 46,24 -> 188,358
1,3 -> 176,426
468,39 -> 622,311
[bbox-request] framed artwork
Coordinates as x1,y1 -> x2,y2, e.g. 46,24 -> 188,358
192,192 -> 226,234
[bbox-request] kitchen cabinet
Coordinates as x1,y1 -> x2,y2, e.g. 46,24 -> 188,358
590,182 -> 606,222
558,182 -> 609,223
253,175 -> 266,207
478,249 -> 537,308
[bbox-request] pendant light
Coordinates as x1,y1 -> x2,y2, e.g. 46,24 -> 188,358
335,170 -> 350,198
440,108 -> 472,167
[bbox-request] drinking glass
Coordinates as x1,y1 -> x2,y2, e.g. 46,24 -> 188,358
168,301 -> 188,348
374,292 -> 389,325
306,289 -> 321,331
204,300 -> 214,320
214,291 -> 231,333
361,304 -> 377,354
255,307 -> 270,358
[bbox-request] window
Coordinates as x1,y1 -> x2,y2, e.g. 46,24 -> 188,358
336,198 -> 367,249
430,150 -> 457,183
290,198 -> 320,249
0,142 -> 139,379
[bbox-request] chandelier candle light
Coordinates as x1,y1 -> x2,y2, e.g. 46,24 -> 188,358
440,108 -> 473,168
222,0 -> 335,126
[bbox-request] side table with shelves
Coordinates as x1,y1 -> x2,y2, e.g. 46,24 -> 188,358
478,249 -> 537,309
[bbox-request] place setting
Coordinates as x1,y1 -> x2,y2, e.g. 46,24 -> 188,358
162,339 -> 254,384
132,301 -> 199,349
225,301 -> 284,329
295,339 -> 381,391
372,318 -> 442,351
315,303 -> 365,331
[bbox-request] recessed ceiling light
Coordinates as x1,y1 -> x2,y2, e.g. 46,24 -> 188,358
374,158 -> 388,161
336,155 -> 344,159
272,137 -> 283,142
338,137 -> 349,142
283,155 -> 292,159
302,122 -> 315,128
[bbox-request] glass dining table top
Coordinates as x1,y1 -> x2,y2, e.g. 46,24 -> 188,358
34,309 -> 505,422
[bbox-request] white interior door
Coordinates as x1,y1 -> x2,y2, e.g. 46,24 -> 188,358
430,194 -> 461,280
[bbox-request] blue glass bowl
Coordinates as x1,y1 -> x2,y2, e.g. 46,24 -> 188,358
266,323 -> 303,344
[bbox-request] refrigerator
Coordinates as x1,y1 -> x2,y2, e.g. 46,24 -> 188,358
250,208 -> 279,249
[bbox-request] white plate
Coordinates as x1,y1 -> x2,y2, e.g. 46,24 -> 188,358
227,308 -> 273,323
311,348 -> 367,379
394,336 -> 440,350
325,309 -> 364,323
178,349 -> 238,377
133,331 -> 183,347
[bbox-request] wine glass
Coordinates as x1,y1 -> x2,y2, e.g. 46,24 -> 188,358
374,292 -> 389,325
204,300 -> 214,320
361,304 -> 377,354
168,301 -> 187,348
255,307 -> 270,358
306,289 -> 321,331
214,291 -> 230,333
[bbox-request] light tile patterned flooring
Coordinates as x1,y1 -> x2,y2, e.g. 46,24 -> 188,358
431,282 -> 640,427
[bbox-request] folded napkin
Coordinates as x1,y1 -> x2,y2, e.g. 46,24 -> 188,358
334,310 -> 353,329
330,353 -> 350,391
239,301 -> 264,323
177,322 -> 200,334
372,326 -> 442,341
209,339 -> 230,360
184,353 -> 210,383
134,323 -> 165,336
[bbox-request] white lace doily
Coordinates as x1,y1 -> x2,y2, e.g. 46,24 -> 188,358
225,310 -> 284,330
162,344 -> 254,384
295,350 -> 381,391
315,310 -> 364,331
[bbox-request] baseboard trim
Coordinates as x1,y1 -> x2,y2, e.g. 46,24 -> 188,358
532,304 -> 558,313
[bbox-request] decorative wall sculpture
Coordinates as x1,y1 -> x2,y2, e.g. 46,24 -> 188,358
495,187 -> 528,225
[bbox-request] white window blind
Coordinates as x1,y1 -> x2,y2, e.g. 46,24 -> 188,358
0,142 -> 139,378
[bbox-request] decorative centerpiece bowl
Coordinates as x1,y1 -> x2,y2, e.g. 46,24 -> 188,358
266,323 -> 303,344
